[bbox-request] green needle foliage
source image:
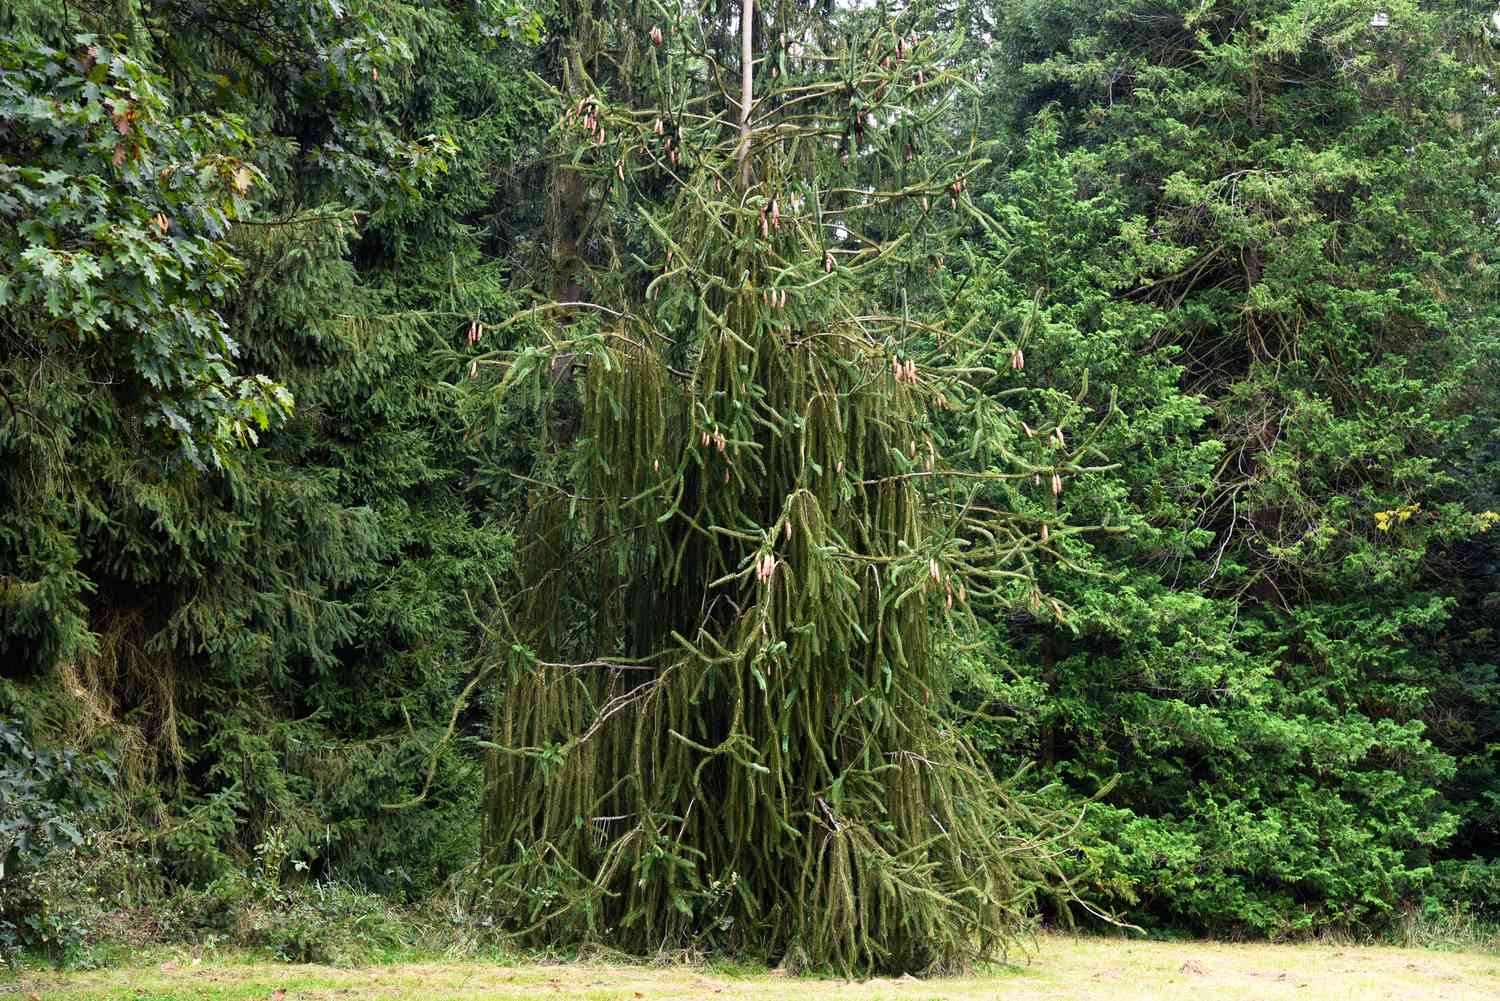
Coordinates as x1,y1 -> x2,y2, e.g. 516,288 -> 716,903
478,0 -> 1120,974
957,0 -> 1500,935
1,0 -> 538,901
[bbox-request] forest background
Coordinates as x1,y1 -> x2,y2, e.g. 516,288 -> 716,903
1,0 -> 1498,972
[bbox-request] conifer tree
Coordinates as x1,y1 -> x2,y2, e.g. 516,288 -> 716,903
958,0 -> 1500,933
478,0 -> 1119,972
1,0 -> 537,892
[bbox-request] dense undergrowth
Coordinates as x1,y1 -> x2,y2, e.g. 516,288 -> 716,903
8,835 -> 1497,976
1,707 -> 1493,974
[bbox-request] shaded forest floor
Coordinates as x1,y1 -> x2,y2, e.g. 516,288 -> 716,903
21,934 -> 1500,1000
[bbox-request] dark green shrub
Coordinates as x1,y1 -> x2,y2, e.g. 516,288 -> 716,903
0,719 -> 115,966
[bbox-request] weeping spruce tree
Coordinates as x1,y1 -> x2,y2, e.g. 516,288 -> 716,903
479,0 -> 1118,972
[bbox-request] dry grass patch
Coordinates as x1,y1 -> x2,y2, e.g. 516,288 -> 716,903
20,934 -> 1500,1001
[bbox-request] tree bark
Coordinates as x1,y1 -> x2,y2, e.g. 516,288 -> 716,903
738,0 -> 753,187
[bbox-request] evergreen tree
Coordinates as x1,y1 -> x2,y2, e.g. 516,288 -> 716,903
960,0 -> 1500,933
1,0 -> 540,891
478,0 -> 1120,973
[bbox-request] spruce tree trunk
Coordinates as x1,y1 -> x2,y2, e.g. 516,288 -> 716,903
738,0 -> 753,188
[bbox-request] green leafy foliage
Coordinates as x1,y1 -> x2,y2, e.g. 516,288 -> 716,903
0,35 -> 292,465
954,0 -> 1500,936
0,0 -> 539,917
0,720 -> 116,966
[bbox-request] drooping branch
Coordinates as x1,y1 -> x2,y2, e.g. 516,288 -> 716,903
475,2 -> 1123,975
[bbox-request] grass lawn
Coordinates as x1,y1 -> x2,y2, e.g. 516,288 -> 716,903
18,934 -> 1500,1000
